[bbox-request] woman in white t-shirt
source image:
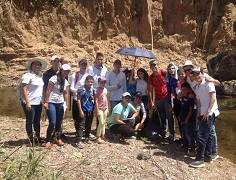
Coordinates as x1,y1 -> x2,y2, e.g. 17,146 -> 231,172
129,68 -> 149,109
44,64 -> 71,148
21,58 -> 47,146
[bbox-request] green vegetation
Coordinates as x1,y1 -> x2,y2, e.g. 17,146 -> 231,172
2,147 -> 61,179
94,2 -> 106,30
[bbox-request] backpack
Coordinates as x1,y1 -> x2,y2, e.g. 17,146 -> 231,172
145,108 -> 163,143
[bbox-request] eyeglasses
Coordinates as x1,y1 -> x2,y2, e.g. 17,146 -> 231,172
136,96 -> 142,99
184,68 -> 192,72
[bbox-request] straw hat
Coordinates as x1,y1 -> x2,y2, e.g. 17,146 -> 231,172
25,58 -> 47,70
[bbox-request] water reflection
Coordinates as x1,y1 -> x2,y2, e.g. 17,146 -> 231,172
0,89 -> 235,164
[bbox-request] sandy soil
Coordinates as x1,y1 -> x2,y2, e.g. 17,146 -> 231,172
0,115 -> 235,180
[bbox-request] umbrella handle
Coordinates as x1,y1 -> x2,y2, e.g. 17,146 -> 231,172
133,57 -> 136,67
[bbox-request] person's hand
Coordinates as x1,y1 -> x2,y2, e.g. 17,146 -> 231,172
26,102 -> 31,111
77,88 -> 83,93
184,119 -> 188,124
196,115 -> 201,121
97,111 -> 101,118
117,83 -> 121,89
43,102 -> 49,110
202,110 -> 210,121
79,111 -> 84,118
106,110 -> 109,116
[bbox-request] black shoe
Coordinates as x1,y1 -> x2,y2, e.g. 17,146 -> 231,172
61,133 -> 68,140
189,160 -> 205,168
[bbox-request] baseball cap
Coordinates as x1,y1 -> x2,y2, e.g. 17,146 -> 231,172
51,55 -> 60,61
122,92 -> 131,97
149,59 -> 158,66
183,60 -> 194,67
61,64 -> 71,71
191,66 -> 202,74
134,91 -> 142,97
79,59 -> 88,65
98,76 -> 106,83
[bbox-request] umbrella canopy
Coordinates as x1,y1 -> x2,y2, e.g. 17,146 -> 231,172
115,47 -> 156,59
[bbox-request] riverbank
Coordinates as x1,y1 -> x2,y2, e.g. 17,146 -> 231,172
0,115 -> 235,179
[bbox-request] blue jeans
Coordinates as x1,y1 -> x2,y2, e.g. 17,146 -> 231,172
46,103 -> 64,142
182,121 -> 196,149
156,99 -> 175,137
196,113 -> 215,161
110,101 -> 121,112
211,121 -> 218,153
22,102 -> 42,141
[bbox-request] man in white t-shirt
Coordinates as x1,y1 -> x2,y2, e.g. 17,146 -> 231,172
189,67 -> 220,168
87,52 -> 108,89
183,60 -> 220,161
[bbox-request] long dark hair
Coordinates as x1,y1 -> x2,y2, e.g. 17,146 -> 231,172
137,68 -> 149,82
57,69 -> 65,93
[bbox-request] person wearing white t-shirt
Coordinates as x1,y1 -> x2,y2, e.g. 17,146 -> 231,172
189,67 -> 220,168
86,52 -> 108,89
106,59 -> 127,111
183,60 -> 220,161
44,64 -> 71,148
70,59 -> 88,136
21,58 -> 47,146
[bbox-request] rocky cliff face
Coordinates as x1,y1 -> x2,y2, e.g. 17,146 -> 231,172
0,0 -> 236,90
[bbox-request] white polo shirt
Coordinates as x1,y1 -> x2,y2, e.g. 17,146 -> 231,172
187,73 -> 211,93
21,72 -> 44,105
195,78 -> 220,117
48,75 -> 69,103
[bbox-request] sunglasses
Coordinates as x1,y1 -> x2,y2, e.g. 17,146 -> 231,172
192,72 -> 200,76
184,68 -> 192,72
136,96 -> 142,99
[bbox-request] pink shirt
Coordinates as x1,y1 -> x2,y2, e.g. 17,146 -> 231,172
96,87 -> 108,109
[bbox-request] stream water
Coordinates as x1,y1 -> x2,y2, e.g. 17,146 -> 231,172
0,88 -> 235,164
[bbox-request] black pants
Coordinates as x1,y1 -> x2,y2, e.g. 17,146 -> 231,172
173,98 -> 182,136
110,124 -> 135,137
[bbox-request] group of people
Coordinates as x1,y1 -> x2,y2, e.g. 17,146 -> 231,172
20,52 -> 220,168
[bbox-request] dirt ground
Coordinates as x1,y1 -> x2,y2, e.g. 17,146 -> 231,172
0,115 -> 235,180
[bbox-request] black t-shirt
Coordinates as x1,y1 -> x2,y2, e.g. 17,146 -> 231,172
180,96 -> 194,122
43,68 -> 57,89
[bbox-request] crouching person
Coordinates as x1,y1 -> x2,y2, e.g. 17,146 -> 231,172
109,92 -> 138,142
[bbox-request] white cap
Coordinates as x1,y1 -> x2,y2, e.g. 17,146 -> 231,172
61,64 -> 71,71
122,92 -> 131,97
183,60 -> 194,67
191,66 -> 202,74
51,55 -> 60,61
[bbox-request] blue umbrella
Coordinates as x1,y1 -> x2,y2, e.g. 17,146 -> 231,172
115,47 -> 156,59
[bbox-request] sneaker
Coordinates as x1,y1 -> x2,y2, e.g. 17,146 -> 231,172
126,136 -> 137,140
187,150 -> 196,157
113,134 -> 122,143
84,138 -> 92,144
189,160 -> 205,168
45,142 -> 52,149
166,134 -> 174,142
76,141 -> 84,149
61,133 -> 68,140
89,133 -> 96,140
212,153 -> 219,161
56,139 -> 65,146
